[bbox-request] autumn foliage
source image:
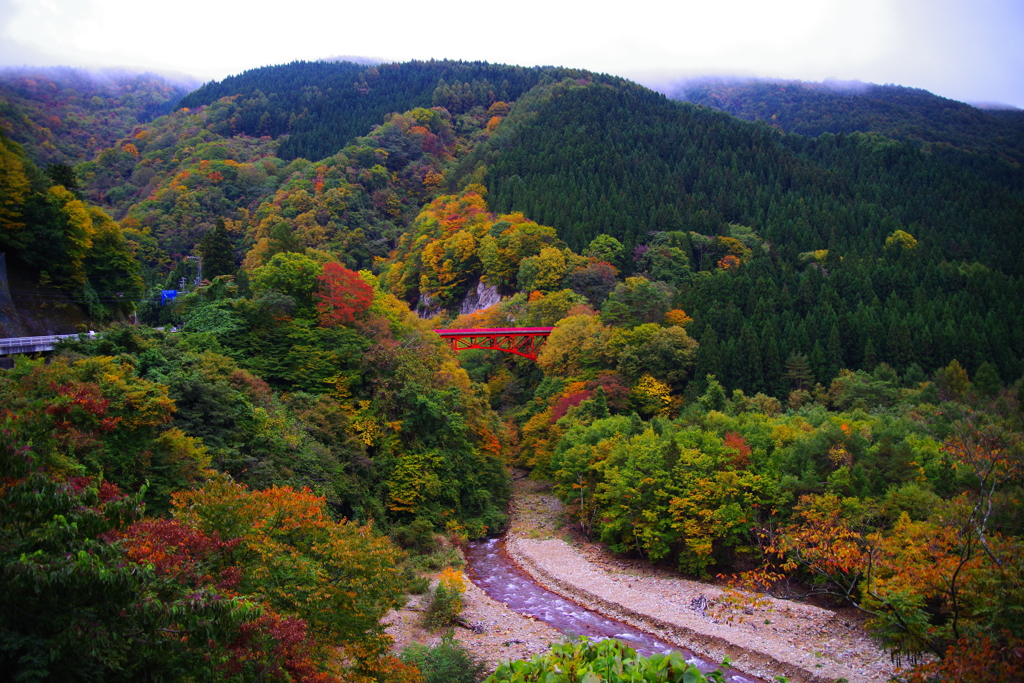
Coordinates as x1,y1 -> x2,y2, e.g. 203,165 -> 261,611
315,262 -> 374,326
551,389 -> 594,423
0,439 -> 409,683
8,63 -> 1024,683
111,518 -> 241,590
722,432 -> 751,468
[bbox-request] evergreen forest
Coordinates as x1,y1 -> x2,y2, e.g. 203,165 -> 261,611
1,59 -> 1022,682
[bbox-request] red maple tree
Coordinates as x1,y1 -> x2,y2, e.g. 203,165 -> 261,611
314,262 -> 373,327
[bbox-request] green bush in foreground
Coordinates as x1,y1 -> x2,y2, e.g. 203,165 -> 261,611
486,638 -> 721,683
400,630 -> 489,683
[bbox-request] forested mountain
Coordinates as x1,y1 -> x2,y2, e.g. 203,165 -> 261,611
2,60 -> 1023,681
178,60 -> 628,162
666,78 -> 1024,188
474,78 -> 1024,269
8,59 -> 1019,389
0,66 -> 196,167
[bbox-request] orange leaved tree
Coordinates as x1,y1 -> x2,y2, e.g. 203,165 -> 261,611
315,262 -> 374,327
172,477 -> 414,683
772,407 -> 1024,678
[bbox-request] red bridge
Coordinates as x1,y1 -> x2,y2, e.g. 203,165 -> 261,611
434,328 -> 555,361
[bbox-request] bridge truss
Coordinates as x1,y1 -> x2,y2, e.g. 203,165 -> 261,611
433,327 -> 555,361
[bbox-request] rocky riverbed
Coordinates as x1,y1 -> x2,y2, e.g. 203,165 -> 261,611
385,474 -> 897,683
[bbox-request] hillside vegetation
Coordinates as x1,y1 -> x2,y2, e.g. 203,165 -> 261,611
1,60 -> 1022,681
0,66 -> 195,167
0,132 -> 143,333
177,60 -> 628,162
672,78 -> 1024,178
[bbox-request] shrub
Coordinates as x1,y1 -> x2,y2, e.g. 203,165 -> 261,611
400,630 -> 488,683
408,574 -> 431,595
422,567 -> 466,630
397,559 -> 432,595
411,545 -> 464,572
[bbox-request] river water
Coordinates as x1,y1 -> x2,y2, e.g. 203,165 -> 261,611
463,537 -> 763,683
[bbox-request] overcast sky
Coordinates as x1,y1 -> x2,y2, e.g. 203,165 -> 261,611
2,0 -> 1022,108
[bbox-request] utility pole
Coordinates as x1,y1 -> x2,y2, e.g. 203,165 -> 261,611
186,256 -> 202,287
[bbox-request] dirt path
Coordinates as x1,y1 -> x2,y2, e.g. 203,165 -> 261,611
386,473 -> 896,683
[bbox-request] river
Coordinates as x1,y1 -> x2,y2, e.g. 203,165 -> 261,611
464,536 -> 763,683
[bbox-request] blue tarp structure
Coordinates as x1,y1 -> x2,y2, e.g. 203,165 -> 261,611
160,290 -> 179,305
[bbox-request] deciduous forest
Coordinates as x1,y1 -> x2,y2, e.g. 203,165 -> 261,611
1,60 -> 1022,682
